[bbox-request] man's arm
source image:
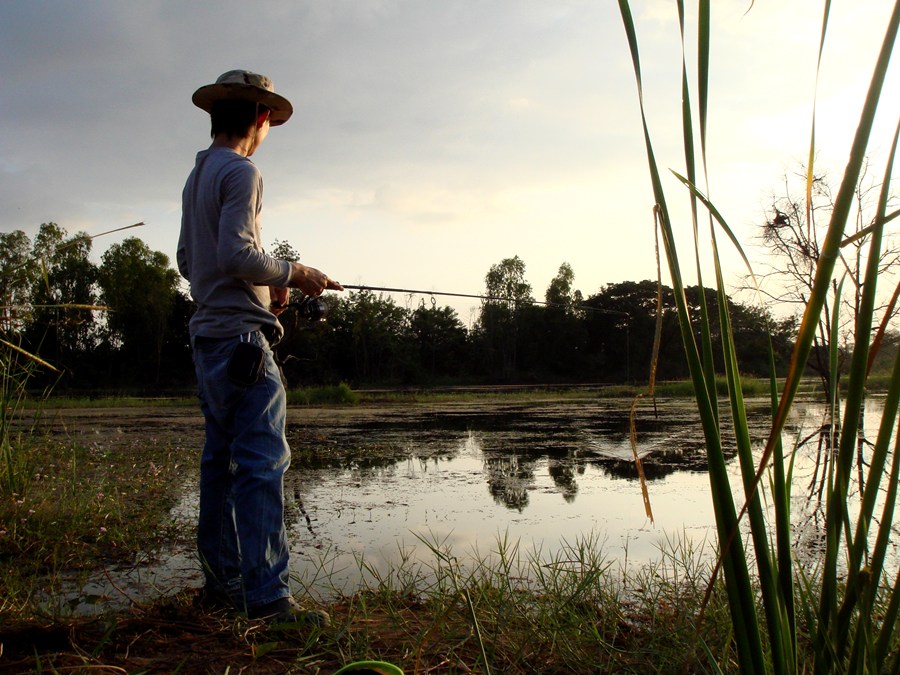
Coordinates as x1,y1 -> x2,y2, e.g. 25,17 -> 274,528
268,263 -> 343,314
286,261 -> 343,296
217,163 -> 292,287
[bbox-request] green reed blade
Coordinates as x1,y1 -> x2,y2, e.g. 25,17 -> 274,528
711,230 -> 793,674
806,0 -> 832,228
677,0 -> 718,420
618,3 -> 763,671
820,2 -> 900,644
847,121 -> 899,568
866,278 -> 900,376
768,348 -> 797,656
875,488 -> 900,663
836,121 -> 900,662
670,175 -> 798,647
856,350 -> 900,665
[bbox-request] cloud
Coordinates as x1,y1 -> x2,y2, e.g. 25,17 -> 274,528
1,0 -> 898,316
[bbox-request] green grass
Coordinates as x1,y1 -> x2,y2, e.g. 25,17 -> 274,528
9,520 -> 900,673
36,395 -> 197,408
0,525 -> 738,672
0,431 -> 189,616
286,381 -> 360,405
26,376 -> 841,410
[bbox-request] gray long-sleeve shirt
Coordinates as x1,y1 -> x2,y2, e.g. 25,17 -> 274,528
177,147 -> 291,341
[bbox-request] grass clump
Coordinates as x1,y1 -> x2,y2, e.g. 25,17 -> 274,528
301,531 -> 740,673
1,530 -> 746,673
0,432 -> 189,618
0,343 -> 179,617
287,381 -> 360,406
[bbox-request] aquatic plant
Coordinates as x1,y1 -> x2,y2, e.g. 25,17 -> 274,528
618,1 -> 900,672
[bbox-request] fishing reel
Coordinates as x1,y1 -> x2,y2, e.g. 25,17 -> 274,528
292,294 -> 328,321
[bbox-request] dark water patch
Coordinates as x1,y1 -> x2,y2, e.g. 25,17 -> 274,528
285,399 -> 740,486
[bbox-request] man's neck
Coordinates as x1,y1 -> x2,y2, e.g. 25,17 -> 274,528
211,133 -> 254,157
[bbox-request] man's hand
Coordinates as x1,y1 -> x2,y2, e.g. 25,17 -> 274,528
269,286 -> 290,316
288,262 -> 343,296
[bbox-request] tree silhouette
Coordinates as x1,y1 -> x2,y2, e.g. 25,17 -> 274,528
0,230 -> 36,334
474,255 -> 534,379
24,223 -> 98,377
99,238 -> 182,384
757,165 -> 900,398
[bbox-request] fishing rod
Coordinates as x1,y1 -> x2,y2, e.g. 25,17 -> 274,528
339,284 -> 631,317
343,284 -> 507,304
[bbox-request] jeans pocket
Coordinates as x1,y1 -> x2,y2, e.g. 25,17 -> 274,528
227,342 -> 265,386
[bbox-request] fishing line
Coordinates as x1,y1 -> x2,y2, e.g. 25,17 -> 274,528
340,284 -> 630,317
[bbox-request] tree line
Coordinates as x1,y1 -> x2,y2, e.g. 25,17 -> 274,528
2,223 -> 800,393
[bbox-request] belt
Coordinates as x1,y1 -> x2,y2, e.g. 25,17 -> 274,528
193,335 -> 229,347
193,327 -> 277,347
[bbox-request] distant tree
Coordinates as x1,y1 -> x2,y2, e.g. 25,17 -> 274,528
474,255 -> 534,379
583,280 -> 675,383
268,238 -> 309,380
408,303 -> 470,382
544,262 -> 582,309
581,280 -> 787,384
269,239 -> 301,301
327,290 -> 411,384
724,294 -> 796,375
159,288 -> 194,386
868,329 -> 899,375
270,239 -> 300,264
539,263 -> 587,378
24,223 -> 99,373
98,238 -> 182,384
0,230 -> 36,334
757,164 -> 900,398
276,312 -> 340,386
484,255 -> 532,303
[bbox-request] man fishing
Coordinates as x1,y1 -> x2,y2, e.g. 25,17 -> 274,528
177,69 -> 342,623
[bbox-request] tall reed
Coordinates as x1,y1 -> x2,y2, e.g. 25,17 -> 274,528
0,338 -> 58,494
619,1 -> 900,672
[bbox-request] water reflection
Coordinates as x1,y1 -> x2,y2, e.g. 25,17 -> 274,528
44,395 -> 897,611
485,453 -> 535,511
774,396 -> 898,570
278,396 -> 898,596
278,400 -> 736,594
548,453 -> 583,503
285,399 -> 743,515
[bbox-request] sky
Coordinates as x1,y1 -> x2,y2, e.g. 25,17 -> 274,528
2,0 -> 899,325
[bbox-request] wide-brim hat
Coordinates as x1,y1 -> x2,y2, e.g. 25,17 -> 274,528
192,70 -> 293,126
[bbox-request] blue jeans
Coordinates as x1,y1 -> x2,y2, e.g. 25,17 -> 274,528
191,330 -> 291,610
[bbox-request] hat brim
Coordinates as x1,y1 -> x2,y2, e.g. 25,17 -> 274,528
192,83 -> 293,126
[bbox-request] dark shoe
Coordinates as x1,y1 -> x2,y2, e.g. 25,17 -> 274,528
247,595 -> 331,627
195,586 -> 234,613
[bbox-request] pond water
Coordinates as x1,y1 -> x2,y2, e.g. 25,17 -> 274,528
46,394 -> 898,611
273,395 -> 898,597
278,398 -> 731,595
